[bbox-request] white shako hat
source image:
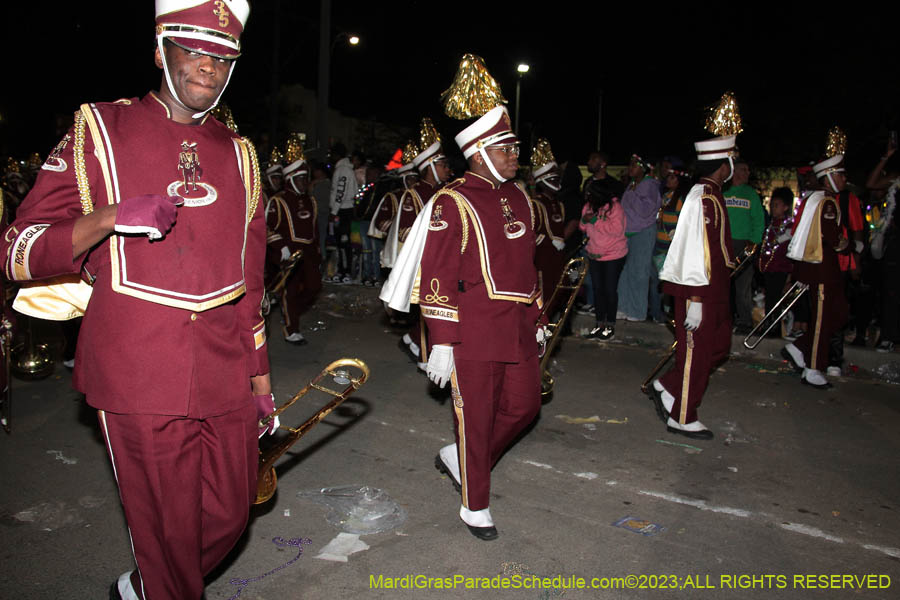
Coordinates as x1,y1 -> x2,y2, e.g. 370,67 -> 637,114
454,106 -> 518,159
283,134 -> 308,178
412,118 -> 446,174
813,154 -> 845,178
395,140 -> 419,175
155,0 -> 250,118
694,135 -> 737,161
531,138 -> 557,180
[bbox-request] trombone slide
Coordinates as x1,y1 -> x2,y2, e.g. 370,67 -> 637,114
743,281 -> 809,349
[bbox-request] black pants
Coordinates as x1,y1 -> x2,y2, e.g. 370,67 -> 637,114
590,256 -> 626,325
880,238 -> 900,342
335,208 -> 355,275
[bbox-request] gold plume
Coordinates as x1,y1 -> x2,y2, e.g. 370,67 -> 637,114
284,133 -> 306,164
825,126 -> 847,157
705,91 -> 743,136
401,140 -> 418,164
441,54 -> 508,120
269,147 -> 283,167
418,118 -> 442,151
5,157 -> 20,175
211,103 -> 239,133
531,138 -> 556,169
26,152 -> 42,168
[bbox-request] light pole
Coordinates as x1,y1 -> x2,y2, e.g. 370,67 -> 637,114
315,0 -> 359,152
514,63 -> 529,136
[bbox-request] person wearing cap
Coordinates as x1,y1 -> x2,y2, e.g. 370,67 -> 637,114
648,136 -> 738,440
382,101 -> 546,540
617,154 -> 662,322
392,122 -> 451,366
782,155 -> 849,389
531,139 -> 567,315
3,2 -> 274,598
268,151 -> 321,345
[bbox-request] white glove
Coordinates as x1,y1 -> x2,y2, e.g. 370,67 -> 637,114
426,344 -> 454,388
551,239 -> 565,251
536,325 -> 550,344
280,246 -> 291,261
684,301 -> 702,331
854,240 -> 864,254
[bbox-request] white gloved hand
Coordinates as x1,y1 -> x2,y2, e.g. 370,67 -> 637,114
854,240 -> 864,254
536,325 -> 550,344
551,239 -> 565,251
280,246 -> 291,261
426,344 -> 454,388
684,301 -> 702,331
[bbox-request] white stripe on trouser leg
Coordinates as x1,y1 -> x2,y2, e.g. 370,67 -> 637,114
100,410 -> 146,600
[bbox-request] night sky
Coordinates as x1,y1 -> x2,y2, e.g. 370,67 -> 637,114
2,3 -> 897,176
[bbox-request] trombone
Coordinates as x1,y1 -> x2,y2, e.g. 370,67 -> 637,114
535,256 -> 589,396
742,281 -> 808,349
268,249 -> 304,296
255,357 -> 370,504
639,243 -> 758,394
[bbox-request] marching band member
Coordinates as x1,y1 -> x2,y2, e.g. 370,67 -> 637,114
782,153 -> 849,389
382,54 -> 546,540
3,2 -> 273,597
649,135 -> 738,440
268,135 -> 322,345
530,138 -> 567,315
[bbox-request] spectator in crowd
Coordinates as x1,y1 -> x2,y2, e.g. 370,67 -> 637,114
723,158 -> 765,334
649,168 -> 691,323
616,154 -> 661,322
580,179 -> 627,340
329,144 -> 361,283
310,161 -> 332,264
866,136 -> 900,352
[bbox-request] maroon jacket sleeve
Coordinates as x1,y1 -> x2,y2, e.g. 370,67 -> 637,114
4,122 -> 92,282
418,193 -> 463,345
237,142 -> 270,377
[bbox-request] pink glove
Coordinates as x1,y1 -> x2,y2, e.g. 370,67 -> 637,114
254,393 -> 280,438
115,194 -> 182,240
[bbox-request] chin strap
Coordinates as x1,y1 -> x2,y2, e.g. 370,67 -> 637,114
537,175 -> 560,191
429,162 -> 443,184
724,156 -> 735,183
826,172 -> 840,194
289,176 -> 303,195
157,36 -> 236,120
478,148 -> 507,182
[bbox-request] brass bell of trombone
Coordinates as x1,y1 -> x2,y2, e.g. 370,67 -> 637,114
11,314 -> 53,381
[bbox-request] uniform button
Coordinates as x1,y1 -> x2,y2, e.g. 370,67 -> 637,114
190,313 -> 198,321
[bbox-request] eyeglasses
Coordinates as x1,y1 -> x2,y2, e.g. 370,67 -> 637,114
489,144 -> 520,157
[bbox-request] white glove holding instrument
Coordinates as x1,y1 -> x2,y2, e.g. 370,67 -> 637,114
551,239 -> 565,251
280,246 -> 291,261
684,301 -> 702,331
427,344 -> 454,388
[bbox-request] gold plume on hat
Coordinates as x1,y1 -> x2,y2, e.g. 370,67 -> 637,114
5,157 -> 20,175
284,133 -> 306,164
418,118 -> 442,151
269,147 -> 283,167
26,152 -> 42,168
705,91 -> 744,136
825,126 -> 847,157
441,54 -> 508,120
211,103 -> 239,133
530,138 -> 556,169
401,140 -> 418,164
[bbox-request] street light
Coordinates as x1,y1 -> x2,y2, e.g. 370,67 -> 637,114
348,35 -> 360,45
514,63 -> 529,136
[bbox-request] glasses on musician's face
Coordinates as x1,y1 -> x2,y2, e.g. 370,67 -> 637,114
489,144 -> 520,157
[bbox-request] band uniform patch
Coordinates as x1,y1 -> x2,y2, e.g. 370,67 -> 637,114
500,197 -> 525,239
168,140 -> 218,207
42,135 -> 70,172
429,204 -> 448,231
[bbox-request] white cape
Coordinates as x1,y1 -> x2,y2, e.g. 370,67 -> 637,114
379,200 -> 435,312
660,184 -> 709,286
786,191 -> 823,263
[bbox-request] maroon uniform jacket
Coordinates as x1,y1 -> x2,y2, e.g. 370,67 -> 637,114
417,172 -> 542,363
3,93 -> 269,417
662,178 -> 736,302
792,194 -> 843,285
267,188 -> 320,257
397,179 -> 439,243
371,189 -> 400,237
532,190 -> 566,303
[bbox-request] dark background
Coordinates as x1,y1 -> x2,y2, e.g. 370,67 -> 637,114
2,2 -> 897,174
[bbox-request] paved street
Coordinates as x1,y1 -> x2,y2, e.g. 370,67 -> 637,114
2,284 -> 899,599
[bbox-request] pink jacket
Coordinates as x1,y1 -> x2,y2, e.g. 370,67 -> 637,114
579,200 -> 628,261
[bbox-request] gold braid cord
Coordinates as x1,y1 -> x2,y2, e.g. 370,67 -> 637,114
72,110 -> 94,216
242,137 -> 261,221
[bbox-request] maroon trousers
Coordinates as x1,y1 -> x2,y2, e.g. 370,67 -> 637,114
659,299 -> 731,425
450,355 -> 541,511
795,282 -> 848,371
281,255 -> 322,335
98,403 -> 257,600
408,313 -> 429,362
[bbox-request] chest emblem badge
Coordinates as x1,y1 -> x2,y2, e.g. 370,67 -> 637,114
167,141 -> 218,207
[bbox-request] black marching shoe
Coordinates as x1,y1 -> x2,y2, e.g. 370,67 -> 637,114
434,454 -> 461,493
645,386 -> 669,424
465,523 -> 499,541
